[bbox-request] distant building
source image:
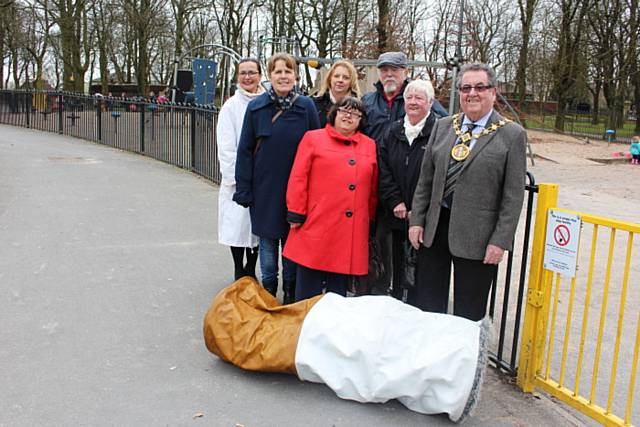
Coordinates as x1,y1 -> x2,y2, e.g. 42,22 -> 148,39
89,82 -> 167,97
497,81 -> 534,101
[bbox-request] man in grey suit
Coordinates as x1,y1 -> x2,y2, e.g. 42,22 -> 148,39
408,63 -> 526,321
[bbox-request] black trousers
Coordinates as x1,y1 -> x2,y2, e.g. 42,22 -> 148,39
415,207 -> 496,321
295,264 -> 349,301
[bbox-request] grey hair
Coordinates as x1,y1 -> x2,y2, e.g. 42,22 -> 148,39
403,79 -> 435,101
456,63 -> 498,89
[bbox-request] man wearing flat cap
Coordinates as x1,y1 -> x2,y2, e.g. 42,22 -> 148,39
362,51 -> 446,295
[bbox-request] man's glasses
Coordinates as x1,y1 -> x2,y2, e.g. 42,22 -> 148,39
459,84 -> 494,93
239,71 -> 259,77
337,108 -> 362,119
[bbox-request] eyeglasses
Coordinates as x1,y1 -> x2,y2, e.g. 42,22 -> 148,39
459,84 -> 494,93
337,108 -> 362,119
239,71 -> 259,77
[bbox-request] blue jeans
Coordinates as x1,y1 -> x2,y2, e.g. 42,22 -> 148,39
259,236 -> 296,284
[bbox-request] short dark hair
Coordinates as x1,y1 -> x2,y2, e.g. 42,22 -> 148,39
456,62 -> 498,89
327,96 -> 367,131
236,58 -> 262,77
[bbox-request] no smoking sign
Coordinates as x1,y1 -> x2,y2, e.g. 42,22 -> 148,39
554,224 -> 570,246
544,210 -> 581,277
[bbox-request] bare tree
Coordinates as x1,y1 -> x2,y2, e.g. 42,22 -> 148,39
588,0 -> 637,129
90,0 -> 116,94
120,0 -> 166,94
464,0 -> 516,67
515,0 -> 540,105
23,0 -> 55,88
551,0 -> 589,131
377,0 -> 389,53
47,0 -> 94,91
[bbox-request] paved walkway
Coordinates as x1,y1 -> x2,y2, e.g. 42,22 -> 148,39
0,125 -> 590,426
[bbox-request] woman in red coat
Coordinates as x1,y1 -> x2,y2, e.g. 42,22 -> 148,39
283,97 -> 378,301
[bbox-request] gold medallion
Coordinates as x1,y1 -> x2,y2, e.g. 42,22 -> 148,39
451,113 -> 512,146
451,143 -> 470,161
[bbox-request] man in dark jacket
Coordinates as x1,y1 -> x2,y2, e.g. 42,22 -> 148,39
362,52 -> 446,294
363,52 -> 447,144
361,52 -> 410,295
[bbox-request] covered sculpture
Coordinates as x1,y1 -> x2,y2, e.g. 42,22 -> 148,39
203,277 -> 489,423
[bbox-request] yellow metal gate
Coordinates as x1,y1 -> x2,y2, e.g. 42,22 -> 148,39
517,183 -> 640,426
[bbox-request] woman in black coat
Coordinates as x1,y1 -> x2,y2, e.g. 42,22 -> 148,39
377,79 -> 437,305
312,60 -> 361,127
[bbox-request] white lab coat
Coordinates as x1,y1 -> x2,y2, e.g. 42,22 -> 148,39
216,89 -> 260,247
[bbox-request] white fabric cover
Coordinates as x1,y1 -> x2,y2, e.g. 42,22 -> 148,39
295,293 -> 480,422
216,91 -> 259,247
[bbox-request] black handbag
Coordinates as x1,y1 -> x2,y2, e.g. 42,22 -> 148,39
349,235 -> 386,296
367,236 -> 385,283
401,240 -> 417,289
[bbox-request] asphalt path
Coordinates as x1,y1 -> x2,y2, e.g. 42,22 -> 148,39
0,125 -> 587,426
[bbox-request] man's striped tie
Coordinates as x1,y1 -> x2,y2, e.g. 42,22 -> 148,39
443,123 -> 477,207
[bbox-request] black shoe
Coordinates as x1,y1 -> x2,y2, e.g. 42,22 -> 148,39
262,280 -> 278,297
234,267 -> 247,280
283,280 -> 296,304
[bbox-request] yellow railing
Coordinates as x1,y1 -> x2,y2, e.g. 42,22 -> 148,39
518,183 -> 640,426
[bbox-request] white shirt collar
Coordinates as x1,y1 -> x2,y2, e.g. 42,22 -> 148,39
462,109 -> 494,130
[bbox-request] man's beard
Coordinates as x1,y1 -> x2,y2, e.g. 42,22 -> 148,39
383,81 -> 398,94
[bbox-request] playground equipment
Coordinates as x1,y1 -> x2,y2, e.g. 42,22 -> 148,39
170,44 -> 242,107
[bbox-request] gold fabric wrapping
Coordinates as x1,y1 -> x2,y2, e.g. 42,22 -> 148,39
203,277 -> 322,374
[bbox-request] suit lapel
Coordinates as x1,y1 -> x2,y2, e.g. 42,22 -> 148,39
440,119 -> 459,173
463,110 -> 503,167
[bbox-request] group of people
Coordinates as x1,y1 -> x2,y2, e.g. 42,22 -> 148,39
216,51 -> 527,321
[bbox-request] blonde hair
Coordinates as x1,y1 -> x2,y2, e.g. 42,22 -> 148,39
317,60 -> 361,98
267,53 -> 298,78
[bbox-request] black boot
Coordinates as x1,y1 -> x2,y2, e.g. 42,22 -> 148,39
231,246 -> 246,280
262,280 -> 278,298
244,247 -> 259,279
283,280 -> 296,305
234,267 -> 247,281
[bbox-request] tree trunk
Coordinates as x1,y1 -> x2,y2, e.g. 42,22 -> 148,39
590,79 -> 601,125
174,2 -> 185,60
0,17 -> 4,89
634,57 -> 640,133
136,22 -> 148,96
377,0 -> 389,53
11,47 -> 19,88
515,0 -> 538,106
552,0 -> 587,132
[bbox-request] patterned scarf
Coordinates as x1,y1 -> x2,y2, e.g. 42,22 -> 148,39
268,87 -> 297,111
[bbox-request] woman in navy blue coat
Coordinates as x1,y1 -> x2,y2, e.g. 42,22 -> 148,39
233,52 -> 320,304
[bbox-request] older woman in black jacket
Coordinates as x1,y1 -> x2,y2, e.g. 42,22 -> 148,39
378,79 -> 437,305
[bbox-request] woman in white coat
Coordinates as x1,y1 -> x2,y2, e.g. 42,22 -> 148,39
217,58 -> 264,279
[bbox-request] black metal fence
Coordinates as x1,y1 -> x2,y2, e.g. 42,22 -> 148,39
0,90 -> 221,183
0,88 -> 536,376
507,100 -> 639,143
488,172 -> 537,375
